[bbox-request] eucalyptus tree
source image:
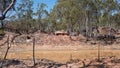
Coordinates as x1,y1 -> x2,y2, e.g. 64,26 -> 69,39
50,0 -> 120,34
14,0 -> 34,34
112,12 -> 120,28
48,9 -> 58,32
101,0 -> 119,27
53,0 -> 80,33
36,3 -> 49,32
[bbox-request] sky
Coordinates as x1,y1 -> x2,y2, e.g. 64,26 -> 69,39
5,0 -> 120,17
16,0 -> 57,13
0,0 -> 57,19
15,0 -> 120,14
33,0 -> 57,12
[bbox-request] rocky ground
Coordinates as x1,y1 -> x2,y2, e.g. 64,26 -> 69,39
0,31 -> 119,46
0,56 -> 120,68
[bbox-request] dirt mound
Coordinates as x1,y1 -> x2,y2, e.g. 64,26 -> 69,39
34,33 -> 86,46
1,31 -> 119,46
0,31 -> 86,46
7,32 -> 86,46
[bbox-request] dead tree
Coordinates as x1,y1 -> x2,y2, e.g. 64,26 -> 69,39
0,0 -> 16,32
0,0 -> 16,67
0,35 -> 11,68
0,0 -> 16,20
0,0 -> 37,67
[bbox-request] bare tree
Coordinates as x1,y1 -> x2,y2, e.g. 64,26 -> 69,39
0,0 -> 16,33
0,0 -> 16,67
0,35 -> 11,68
0,0 -> 16,20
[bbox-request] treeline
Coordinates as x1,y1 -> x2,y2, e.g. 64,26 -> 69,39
4,0 -> 120,34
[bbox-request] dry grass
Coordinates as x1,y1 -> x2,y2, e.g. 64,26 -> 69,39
0,44 -> 120,63
0,49 -> 119,63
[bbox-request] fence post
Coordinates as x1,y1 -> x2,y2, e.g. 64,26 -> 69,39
33,37 -> 35,66
98,42 -> 100,62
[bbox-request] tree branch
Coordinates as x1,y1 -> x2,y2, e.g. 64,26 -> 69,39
0,0 -> 16,20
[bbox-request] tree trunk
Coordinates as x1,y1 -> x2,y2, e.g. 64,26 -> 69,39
0,35 -> 11,68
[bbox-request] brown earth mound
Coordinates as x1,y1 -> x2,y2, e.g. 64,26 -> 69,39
0,31 -> 87,46
0,31 -> 120,46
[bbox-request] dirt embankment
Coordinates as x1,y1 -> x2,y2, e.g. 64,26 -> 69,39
1,32 -> 86,46
0,31 -> 120,47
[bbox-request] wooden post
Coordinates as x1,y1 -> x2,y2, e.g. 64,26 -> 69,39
33,37 -> 35,66
70,54 -> 73,61
98,42 -> 100,62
